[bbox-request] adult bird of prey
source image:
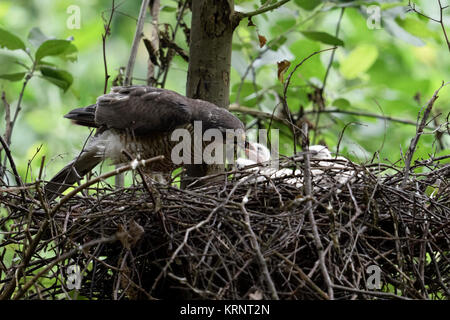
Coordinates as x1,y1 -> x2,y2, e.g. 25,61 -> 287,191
44,85 -> 246,200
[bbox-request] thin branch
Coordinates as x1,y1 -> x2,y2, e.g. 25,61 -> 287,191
0,135 -> 26,201
101,0 -> 116,94
283,47 -> 337,99
13,236 -> 117,300
322,8 -> 345,91
241,189 -> 279,300
1,92 -> 12,149
146,0 -> 160,86
236,0 -> 291,19
160,0 -> 188,88
281,47 -> 337,153
0,155 -> 164,300
408,0 -> 450,52
301,122 -> 334,299
401,82 -> 448,188
124,0 -> 150,85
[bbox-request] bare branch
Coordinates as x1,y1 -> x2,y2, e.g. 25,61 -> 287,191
402,82 -> 448,187
236,0 -> 291,20
124,0 -> 151,85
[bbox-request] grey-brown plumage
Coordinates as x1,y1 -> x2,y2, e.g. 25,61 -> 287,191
44,85 -> 245,200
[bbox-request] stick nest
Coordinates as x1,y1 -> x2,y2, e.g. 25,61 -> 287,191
1,156 -> 449,300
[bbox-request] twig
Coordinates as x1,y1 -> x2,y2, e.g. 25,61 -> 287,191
160,0 -> 188,88
283,47 -> 337,99
1,63 -> 36,175
118,0 -> 150,188
0,135 -> 26,201
274,251 -> 329,299
240,189 -> 279,300
402,82 -> 447,187
236,0 -> 291,20
0,155 -> 163,300
322,8 -> 345,91
408,0 -> 450,52
52,155 -> 164,212
101,0 -> 116,94
124,0 -> 150,85
301,122 -> 334,299
230,104 -> 438,129
332,284 -> 411,300
150,178 -> 247,293
281,47 -> 337,153
146,0 -> 160,86
1,92 -> 12,149
13,236 -> 117,300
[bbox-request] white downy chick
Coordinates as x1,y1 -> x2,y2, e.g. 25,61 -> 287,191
237,143 -> 355,187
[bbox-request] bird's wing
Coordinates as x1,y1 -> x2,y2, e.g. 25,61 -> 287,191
95,86 -> 192,135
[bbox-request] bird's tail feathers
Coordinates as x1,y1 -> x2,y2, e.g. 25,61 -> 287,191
64,104 -> 98,128
44,149 -> 102,201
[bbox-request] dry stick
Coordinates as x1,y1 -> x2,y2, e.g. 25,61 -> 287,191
236,0 -> 291,19
401,82 -> 447,188
146,0 -> 160,86
115,0 -> 150,189
273,251 -> 329,300
0,135 -> 26,201
150,178 -> 248,293
0,156 -> 163,300
240,189 -> 279,300
160,0 -> 188,88
1,64 -> 36,174
408,0 -> 450,52
1,92 -> 12,151
313,8 -> 345,144
102,0 -> 116,94
332,284 -> 411,300
124,0 -> 150,85
282,47 -> 337,153
230,104 -> 439,130
301,122 -> 334,299
322,8 -> 345,91
13,236 -> 117,300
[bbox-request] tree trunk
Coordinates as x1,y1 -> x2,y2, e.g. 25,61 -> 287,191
183,0 -> 236,186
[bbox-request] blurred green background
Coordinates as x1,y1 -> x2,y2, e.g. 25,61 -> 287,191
0,0 -> 449,185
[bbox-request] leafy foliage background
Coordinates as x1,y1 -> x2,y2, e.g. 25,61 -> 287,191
0,0 -> 448,182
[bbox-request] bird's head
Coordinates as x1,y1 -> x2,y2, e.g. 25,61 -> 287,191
245,142 -> 271,163
309,145 -> 331,159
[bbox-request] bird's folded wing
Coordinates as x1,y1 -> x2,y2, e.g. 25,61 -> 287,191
95,86 -> 193,135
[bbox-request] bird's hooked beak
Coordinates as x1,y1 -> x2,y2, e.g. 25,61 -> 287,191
244,139 -> 251,156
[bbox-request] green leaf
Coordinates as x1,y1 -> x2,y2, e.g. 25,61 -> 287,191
301,31 -> 344,46
267,35 -> 287,50
395,17 -> 440,42
294,0 -> 322,11
0,72 -> 26,81
339,44 -> 378,79
35,39 -> 77,62
330,0 -> 380,7
27,27 -> 50,48
0,28 -> 26,51
161,6 -> 176,12
380,2 -> 405,10
332,98 -> 351,108
40,66 -> 73,91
